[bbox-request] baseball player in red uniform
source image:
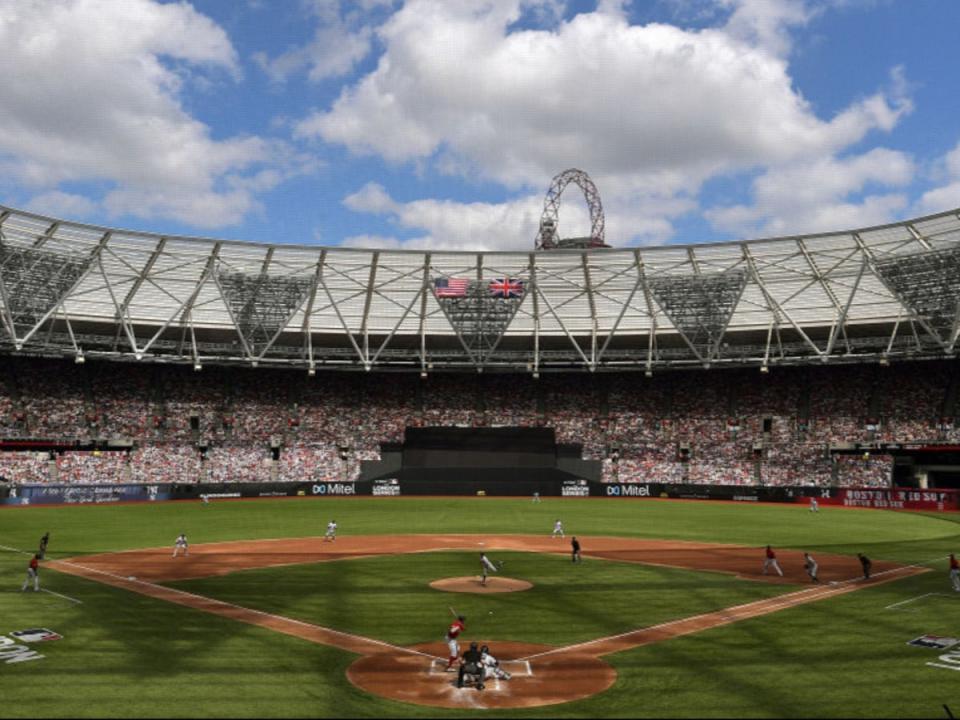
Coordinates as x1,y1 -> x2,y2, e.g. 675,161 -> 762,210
949,553 -> 959,592
21,554 -> 40,592
762,545 -> 784,576
445,615 -> 466,671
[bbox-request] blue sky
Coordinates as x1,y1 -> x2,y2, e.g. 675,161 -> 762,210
0,0 -> 958,250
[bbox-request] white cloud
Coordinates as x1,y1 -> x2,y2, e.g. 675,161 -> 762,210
253,0 -> 395,82
340,180 -> 691,250
294,0 -> 910,246
0,0 -> 296,227
915,140 -> 960,217
706,147 -> 915,236
24,190 -> 97,218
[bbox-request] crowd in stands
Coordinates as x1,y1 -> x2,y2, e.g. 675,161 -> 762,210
0,355 -> 956,488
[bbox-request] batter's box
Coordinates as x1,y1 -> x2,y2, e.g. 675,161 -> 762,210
427,658 -> 533,677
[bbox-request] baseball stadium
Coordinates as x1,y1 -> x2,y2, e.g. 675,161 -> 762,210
1,173 -> 960,719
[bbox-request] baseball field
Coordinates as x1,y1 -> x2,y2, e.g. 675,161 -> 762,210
1,496 -> 958,718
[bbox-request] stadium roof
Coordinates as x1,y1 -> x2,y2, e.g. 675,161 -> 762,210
2,203 -> 960,373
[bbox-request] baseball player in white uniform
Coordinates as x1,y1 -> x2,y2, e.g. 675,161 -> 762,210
172,533 -> 189,558
324,520 -> 337,542
479,553 -> 500,586
480,645 -> 512,680
809,497 -> 819,513
803,552 -> 820,583
552,519 -> 565,539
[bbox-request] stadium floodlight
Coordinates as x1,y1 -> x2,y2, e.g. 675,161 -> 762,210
760,365 -> 769,374
74,351 -> 85,364
135,352 -> 143,360
193,362 -> 202,371
307,366 -> 316,376
251,360 -> 258,368
420,370 -> 428,379
879,356 -> 890,366
532,371 -> 540,379
645,369 -> 653,378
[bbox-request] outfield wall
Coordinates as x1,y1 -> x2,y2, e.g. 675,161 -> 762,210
2,478 -> 958,510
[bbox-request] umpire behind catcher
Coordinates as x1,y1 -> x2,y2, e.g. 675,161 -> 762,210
457,642 -> 485,690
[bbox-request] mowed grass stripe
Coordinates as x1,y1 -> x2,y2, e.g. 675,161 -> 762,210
167,551 -> 799,647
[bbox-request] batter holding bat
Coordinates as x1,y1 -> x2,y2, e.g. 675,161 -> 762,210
444,610 -> 466,671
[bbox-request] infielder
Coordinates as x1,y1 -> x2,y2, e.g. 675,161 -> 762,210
21,554 -> 40,592
803,552 -> 820,583
479,552 -> 499,586
480,645 -> 512,680
762,545 -> 784,576
201,494 -> 210,506
445,615 -> 466,671
552,519 -> 565,539
949,553 -> 959,592
532,491 -> 541,503
325,520 -> 337,542
172,533 -> 189,558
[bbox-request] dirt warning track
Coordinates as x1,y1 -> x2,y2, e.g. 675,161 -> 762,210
50,535 -> 926,709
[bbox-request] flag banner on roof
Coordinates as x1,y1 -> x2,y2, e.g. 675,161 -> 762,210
489,278 -> 524,298
434,277 -> 469,298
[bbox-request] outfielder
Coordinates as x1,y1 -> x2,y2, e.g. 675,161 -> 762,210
479,553 -> 499,586
803,552 -> 820,583
445,615 -> 466,671
325,520 -> 337,542
480,645 -> 512,681
552,519 -> 565,539
949,553 -> 959,592
172,533 -> 189,558
761,545 -> 783,576
809,497 -> 819,513
21,554 -> 40,592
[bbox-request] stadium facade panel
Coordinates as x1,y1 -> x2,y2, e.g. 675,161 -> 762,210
1,204 -> 959,372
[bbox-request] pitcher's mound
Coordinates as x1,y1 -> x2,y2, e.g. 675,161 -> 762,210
430,576 -> 533,593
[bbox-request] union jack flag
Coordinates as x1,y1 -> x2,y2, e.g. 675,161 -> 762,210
489,277 -> 525,298
434,277 -> 469,298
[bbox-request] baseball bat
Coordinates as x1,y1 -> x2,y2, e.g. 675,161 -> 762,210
449,606 -> 459,618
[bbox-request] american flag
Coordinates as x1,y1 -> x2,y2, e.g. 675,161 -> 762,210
489,277 -> 525,298
434,277 -> 469,297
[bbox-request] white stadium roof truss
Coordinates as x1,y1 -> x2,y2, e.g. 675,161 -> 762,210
1,204 -> 960,373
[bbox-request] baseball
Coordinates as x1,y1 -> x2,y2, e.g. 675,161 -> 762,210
488,611 -> 493,615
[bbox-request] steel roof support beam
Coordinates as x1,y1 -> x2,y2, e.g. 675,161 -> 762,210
582,252 -> 598,369
597,250 -> 642,363
370,266 -> 430,366
317,257 -> 366,365
534,283 -> 591,367
359,252 -> 379,367
825,258 -> 867,358
301,253 -> 325,369
15,231 -> 108,349
528,254 -> 540,374
418,254 -> 431,373
797,238 -> 849,354
742,244 -> 824,358
140,243 -> 221,355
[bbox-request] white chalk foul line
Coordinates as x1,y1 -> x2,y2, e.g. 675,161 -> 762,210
518,560 -> 935,662
40,588 -> 83,604
48,557 -> 437,661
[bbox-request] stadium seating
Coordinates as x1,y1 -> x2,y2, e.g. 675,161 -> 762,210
0,355 -> 955,487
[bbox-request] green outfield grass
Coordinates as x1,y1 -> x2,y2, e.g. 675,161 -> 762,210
1,497 -> 959,718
